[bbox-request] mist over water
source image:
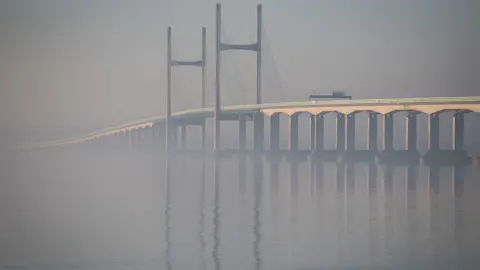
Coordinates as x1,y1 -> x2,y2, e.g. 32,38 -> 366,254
1,0 -> 480,269
1,148 -> 480,270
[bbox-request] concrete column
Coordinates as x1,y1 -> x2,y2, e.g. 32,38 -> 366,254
270,114 -> 280,152
453,113 -> 465,151
141,128 -> 148,150
160,123 -> 167,151
126,131 -> 132,151
428,113 -> 440,152
336,113 -> 345,152
368,112 -> 378,153
170,125 -> 178,150
310,115 -> 316,151
346,113 -> 356,152
143,128 -> 150,149
149,125 -> 157,150
201,120 -> 206,151
383,113 -> 394,152
253,113 -> 264,153
367,163 -> 377,191
131,130 -> 139,149
315,114 -> 324,153
239,114 -> 247,152
406,112 -> 417,152
154,123 -> 166,151
139,128 -> 147,151
180,125 -> 187,150
289,114 -> 299,152
116,132 -> 123,146
149,127 -> 156,149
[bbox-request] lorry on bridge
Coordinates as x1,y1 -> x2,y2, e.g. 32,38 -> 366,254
308,91 -> 352,101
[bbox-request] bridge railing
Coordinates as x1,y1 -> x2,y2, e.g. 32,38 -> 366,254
20,96 -> 480,149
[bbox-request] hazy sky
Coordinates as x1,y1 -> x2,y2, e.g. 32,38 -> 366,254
1,0 -> 479,132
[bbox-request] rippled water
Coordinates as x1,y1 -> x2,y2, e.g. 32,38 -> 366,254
1,150 -> 479,270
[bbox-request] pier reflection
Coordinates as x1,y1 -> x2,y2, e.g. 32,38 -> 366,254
154,154 -> 471,270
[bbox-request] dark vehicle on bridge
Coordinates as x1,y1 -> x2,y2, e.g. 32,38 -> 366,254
308,91 -> 352,101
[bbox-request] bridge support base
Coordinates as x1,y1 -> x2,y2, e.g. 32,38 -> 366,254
378,150 -> 421,166
423,150 -> 470,166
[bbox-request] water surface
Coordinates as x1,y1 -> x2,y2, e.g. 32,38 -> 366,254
1,151 -> 479,270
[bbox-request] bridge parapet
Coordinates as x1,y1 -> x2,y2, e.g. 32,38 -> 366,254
20,96 -> 480,150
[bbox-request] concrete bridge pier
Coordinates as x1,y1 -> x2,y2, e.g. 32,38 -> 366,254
383,113 -> 394,153
180,125 -> 187,150
336,113 -> 346,153
253,112 -> 264,154
118,131 -> 129,151
406,112 -> 419,155
152,123 -> 166,152
313,114 -> 324,155
201,120 -> 206,152
111,134 -> 121,151
239,115 -> 247,153
121,132 -> 131,151
453,112 -> 466,153
288,114 -> 299,155
367,112 -> 378,154
136,128 -> 146,152
341,112 -> 371,162
423,113 -> 441,164
424,111 -> 470,165
429,113 -> 440,153
130,129 -> 141,151
145,127 -> 155,152
269,114 -> 280,154
378,112 -> 421,164
346,113 -> 356,152
166,124 -> 178,152
378,113 -> 395,163
309,115 -> 316,152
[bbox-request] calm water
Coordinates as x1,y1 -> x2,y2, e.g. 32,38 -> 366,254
1,150 -> 480,270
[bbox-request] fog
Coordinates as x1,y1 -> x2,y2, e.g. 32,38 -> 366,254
1,0 -> 479,139
0,0 -> 480,269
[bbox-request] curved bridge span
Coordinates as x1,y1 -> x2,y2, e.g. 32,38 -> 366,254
28,96 -> 480,154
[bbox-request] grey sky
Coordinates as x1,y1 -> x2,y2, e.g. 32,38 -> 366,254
0,0 -> 479,132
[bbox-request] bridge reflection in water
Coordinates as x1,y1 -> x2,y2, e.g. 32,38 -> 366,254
157,154 -> 476,270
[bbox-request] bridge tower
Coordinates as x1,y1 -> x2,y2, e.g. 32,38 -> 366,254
214,4 -> 263,152
166,26 -> 207,152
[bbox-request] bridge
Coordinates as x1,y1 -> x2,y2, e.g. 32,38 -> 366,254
25,4 -> 480,165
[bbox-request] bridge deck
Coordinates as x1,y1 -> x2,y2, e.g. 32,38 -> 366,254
24,96 -> 480,148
